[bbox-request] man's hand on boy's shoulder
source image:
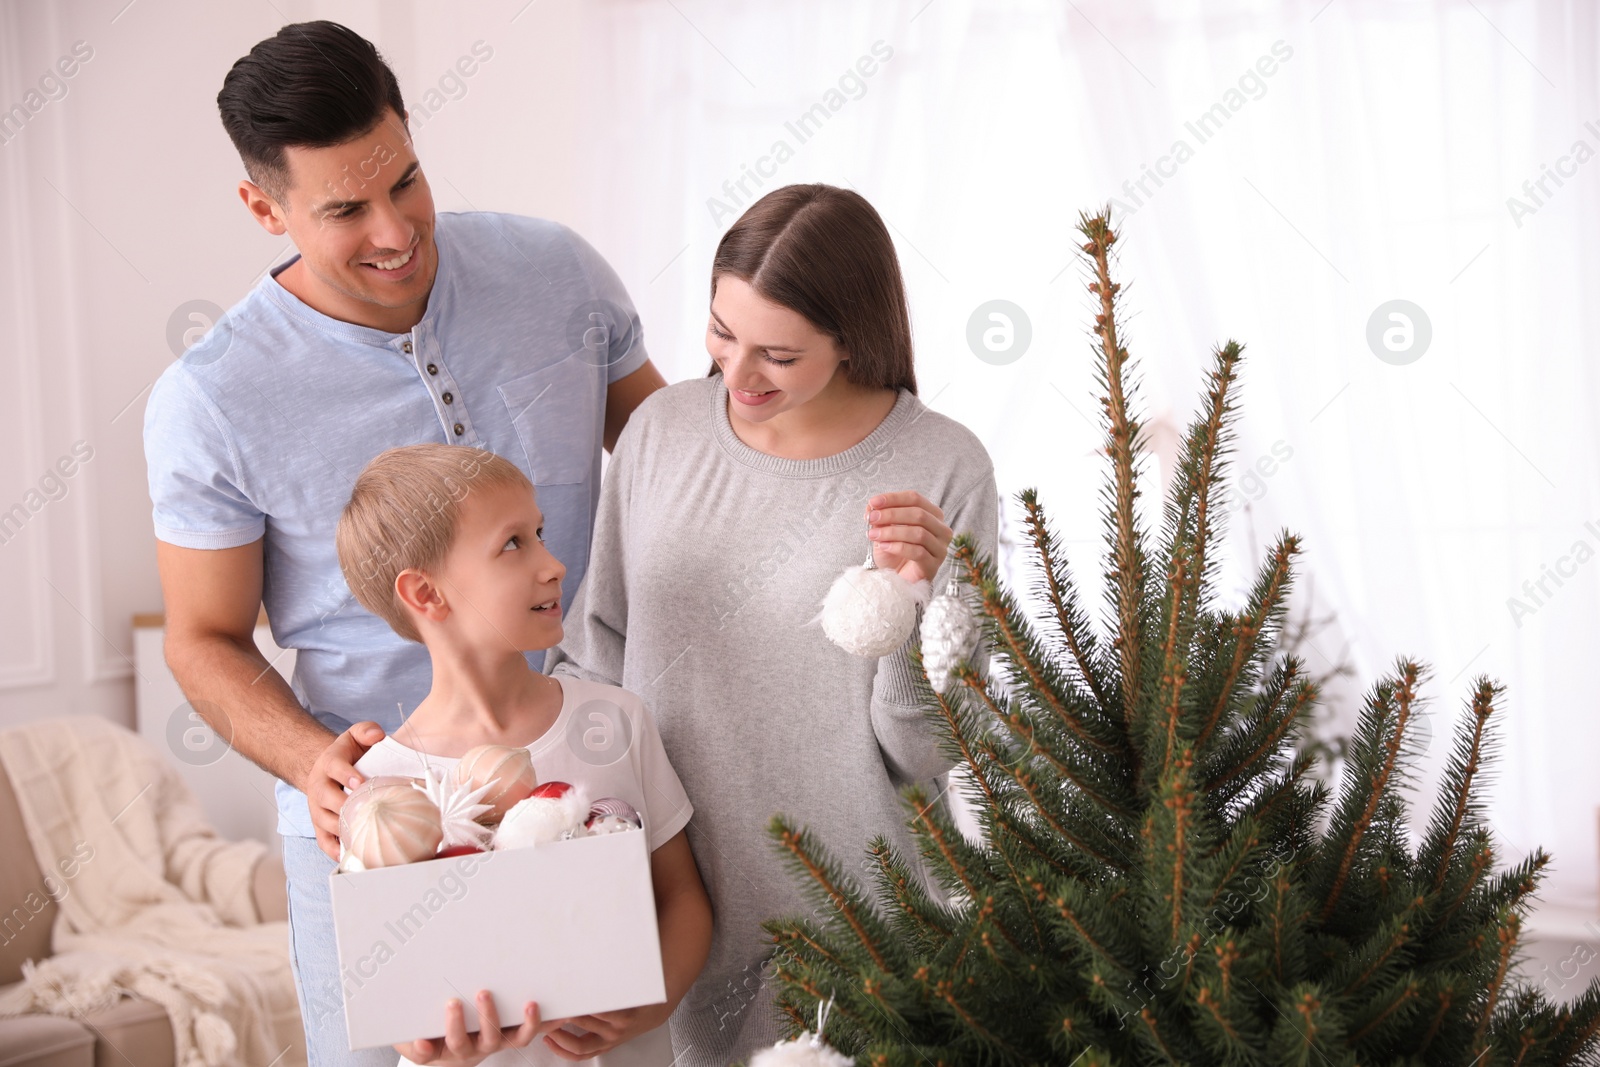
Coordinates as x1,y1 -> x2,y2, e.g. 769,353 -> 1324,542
306,720 -> 386,861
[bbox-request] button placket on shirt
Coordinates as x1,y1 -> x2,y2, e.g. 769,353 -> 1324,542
406,325 -> 476,443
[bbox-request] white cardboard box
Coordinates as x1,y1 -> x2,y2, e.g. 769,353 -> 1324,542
329,825 -> 666,1050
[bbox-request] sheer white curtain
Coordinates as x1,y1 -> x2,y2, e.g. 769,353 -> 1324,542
572,0 -> 1600,915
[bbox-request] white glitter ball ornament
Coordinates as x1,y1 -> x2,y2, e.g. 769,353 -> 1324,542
820,548 -> 930,658
750,998 -> 851,1067
749,1040 -> 852,1067
919,581 -> 981,694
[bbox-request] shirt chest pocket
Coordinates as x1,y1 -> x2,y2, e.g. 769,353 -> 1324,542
497,355 -> 603,485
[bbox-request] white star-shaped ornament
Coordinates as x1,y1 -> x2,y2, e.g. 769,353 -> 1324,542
413,765 -> 495,849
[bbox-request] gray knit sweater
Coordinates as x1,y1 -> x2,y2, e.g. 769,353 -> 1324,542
547,374 -> 998,1066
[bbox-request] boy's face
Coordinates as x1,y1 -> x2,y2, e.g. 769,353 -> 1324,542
431,481 -> 566,651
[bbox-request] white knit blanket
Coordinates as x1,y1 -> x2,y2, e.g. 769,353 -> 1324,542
0,715 -> 306,1067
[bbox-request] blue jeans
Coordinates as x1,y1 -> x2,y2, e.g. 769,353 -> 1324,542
282,834 -> 400,1067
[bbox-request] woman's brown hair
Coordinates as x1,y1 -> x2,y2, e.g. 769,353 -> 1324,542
709,183 -> 916,394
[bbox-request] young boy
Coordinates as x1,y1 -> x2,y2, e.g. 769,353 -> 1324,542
328,442 -> 712,1067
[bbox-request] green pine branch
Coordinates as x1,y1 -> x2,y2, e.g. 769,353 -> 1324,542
757,208 -> 1600,1067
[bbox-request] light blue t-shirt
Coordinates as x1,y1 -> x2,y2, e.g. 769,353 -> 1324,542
143,211 -> 647,838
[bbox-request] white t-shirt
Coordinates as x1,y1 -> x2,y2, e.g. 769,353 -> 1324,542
357,675 -> 692,1067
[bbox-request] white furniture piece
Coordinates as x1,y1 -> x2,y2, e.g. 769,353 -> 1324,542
132,610 -> 295,845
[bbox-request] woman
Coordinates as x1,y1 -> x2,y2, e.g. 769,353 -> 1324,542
547,183 -> 998,1066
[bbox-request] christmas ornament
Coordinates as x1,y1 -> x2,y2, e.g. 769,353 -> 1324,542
449,744 -> 537,824
436,845 -> 485,859
750,997 -> 850,1067
494,781 -> 588,849
585,796 -> 643,835
416,765 -> 495,850
919,579 -> 981,694
819,542 -> 930,658
339,777 -> 442,871
347,774 -> 425,795
337,775 -> 428,869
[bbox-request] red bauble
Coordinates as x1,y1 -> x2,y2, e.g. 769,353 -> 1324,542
530,781 -> 573,799
436,844 -> 485,858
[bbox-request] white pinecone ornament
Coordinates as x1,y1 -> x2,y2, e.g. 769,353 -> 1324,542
415,765 -> 495,850
919,580 -> 980,694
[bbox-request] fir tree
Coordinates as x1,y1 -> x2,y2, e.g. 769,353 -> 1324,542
762,210 -> 1600,1066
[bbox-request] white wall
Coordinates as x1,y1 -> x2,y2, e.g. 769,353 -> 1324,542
3,0 -> 1598,952
0,0 -> 590,738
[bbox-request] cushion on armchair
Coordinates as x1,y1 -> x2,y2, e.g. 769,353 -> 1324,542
0,1013 -> 93,1067
250,850 -> 287,925
0,753 -> 180,1067
0,757 -> 57,990
0,717 -> 303,1067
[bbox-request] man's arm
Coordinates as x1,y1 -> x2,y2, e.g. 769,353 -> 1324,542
156,538 -> 382,859
603,360 -> 666,453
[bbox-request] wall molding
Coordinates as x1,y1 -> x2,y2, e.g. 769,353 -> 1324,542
0,2 -> 59,692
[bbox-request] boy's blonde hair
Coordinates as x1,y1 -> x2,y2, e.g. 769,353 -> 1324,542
336,443 -> 532,642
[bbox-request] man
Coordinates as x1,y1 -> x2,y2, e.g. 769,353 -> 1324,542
143,21 -> 663,1065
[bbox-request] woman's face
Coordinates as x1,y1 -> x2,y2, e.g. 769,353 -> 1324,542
706,275 -> 848,426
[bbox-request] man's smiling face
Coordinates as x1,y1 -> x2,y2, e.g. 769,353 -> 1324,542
240,107 -> 438,332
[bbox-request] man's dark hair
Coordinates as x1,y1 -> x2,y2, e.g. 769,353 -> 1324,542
217,21 -> 406,204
